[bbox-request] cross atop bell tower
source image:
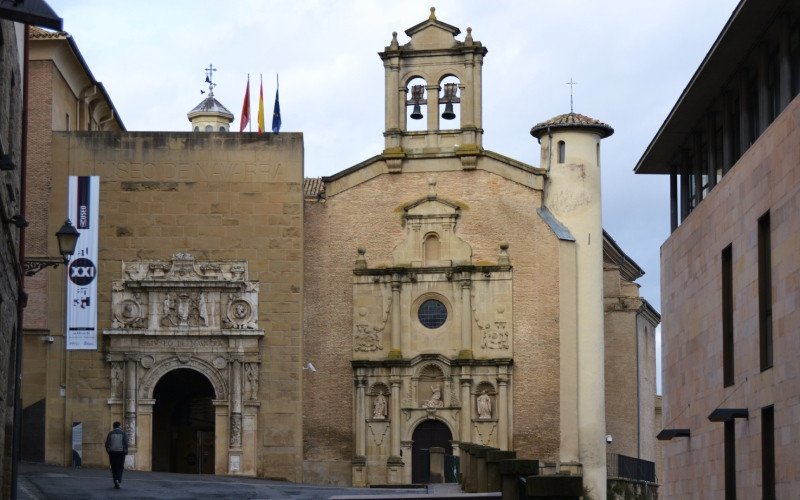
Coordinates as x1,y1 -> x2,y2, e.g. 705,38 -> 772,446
379,8 -> 488,163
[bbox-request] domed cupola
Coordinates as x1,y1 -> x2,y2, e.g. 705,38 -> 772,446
187,64 -> 234,132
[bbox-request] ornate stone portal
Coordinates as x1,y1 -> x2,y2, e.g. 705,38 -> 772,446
351,181 -> 513,486
103,254 -> 263,475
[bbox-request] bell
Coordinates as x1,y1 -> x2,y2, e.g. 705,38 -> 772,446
410,103 -> 423,120
441,102 -> 455,120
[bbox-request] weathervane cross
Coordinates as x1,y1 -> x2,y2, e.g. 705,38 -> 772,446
205,64 -> 217,85
566,78 -> 577,113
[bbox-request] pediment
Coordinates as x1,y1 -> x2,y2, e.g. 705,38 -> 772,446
404,11 -> 461,50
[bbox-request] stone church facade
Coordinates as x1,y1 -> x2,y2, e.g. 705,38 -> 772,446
19,9 -> 659,499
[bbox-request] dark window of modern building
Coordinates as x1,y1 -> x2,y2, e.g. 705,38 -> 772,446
758,211 -> 773,371
748,75 -> 760,144
725,420 -> 736,500
762,406 -> 775,500
557,141 -> 565,163
766,52 -> 779,122
730,93 -> 742,160
722,244 -> 734,387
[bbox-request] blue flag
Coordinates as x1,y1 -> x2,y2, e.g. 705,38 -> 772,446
271,88 -> 281,135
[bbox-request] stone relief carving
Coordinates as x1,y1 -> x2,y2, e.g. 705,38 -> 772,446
161,292 -> 209,328
474,305 -> 510,350
140,338 -> 226,348
112,297 -> 146,328
474,422 -> 497,445
368,422 -> 390,446
230,414 -> 242,447
353,283 -> 391,352
110,362 -> 123,398
222,295 -> 257,329
245,363 -> 259,400
421,385 -> 444,408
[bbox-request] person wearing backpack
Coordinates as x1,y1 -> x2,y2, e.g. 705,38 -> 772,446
105,421 -> 129,489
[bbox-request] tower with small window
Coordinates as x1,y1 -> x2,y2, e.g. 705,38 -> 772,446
187,65 -> 234,132
378,7 -> 487,170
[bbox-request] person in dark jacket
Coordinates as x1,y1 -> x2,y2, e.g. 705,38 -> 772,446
104,421 -> 129,489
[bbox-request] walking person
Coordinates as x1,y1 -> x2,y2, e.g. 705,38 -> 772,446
105,421 -> 128,489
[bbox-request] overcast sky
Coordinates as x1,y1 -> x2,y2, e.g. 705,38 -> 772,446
46,0 -> 741,390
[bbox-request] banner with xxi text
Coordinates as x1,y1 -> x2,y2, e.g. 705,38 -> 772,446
66,176 -> 99,350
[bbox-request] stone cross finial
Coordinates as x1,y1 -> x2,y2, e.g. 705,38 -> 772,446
428,177 -> 437,199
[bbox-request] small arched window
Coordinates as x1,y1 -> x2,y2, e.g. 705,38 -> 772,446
205,125 -> 213,132
219,126 -> 226,132
194,126 -> 200,132
557,140 -> 566,163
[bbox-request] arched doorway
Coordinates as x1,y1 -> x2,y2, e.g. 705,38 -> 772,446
151,368 -> 215,474
411,419 -> 453,483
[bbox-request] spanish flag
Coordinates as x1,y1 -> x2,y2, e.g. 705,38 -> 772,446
257,75 -> 265,134
239,75 -> 250,133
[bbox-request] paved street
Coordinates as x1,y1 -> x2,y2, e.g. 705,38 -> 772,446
18,462 -> 444,499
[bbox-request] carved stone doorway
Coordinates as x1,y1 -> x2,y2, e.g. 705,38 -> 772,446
151,368 -> 215,474
411,420 -> 453,484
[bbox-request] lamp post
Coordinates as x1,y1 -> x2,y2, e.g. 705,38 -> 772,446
12,219 -> 79,498
24,219 -> 80,275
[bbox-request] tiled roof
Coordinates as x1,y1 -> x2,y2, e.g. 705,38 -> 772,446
187,96 -> 233,118
303,178 -> 325,198
29,25 -> 66,39
530,112 -> 614,139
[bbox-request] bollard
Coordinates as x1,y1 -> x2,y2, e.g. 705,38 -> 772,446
525,474 -> 583,499
429,447 -> 445,483
498,459 -> 539,500
486,450 -> 516,492
475,446 -> 497,493
459,443 -> 473,487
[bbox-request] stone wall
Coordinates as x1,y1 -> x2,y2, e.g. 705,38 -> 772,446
0,20 -> 23,499
40,131 -> 305,480
660,95 -> 800,497
303,157 -> 562,482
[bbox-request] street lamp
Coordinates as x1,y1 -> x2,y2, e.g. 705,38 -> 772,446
24,219 -> 80,275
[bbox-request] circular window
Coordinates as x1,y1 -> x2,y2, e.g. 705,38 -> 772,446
418,299 -> 447,329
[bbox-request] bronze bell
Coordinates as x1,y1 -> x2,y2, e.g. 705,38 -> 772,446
410,103 -> 423,120
441,102 -> 456,120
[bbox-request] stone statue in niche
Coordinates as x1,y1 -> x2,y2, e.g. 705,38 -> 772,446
245,363 -> 259,400
477,390 -> 492,419
110,363 -> 123,398
421,385 -> 444,408
373,393 -> 388,419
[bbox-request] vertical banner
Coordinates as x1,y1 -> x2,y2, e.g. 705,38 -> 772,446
66,176 -> 99,350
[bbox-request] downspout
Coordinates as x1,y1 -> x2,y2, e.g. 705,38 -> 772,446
547,126 -> 552,172
97,109 -> 115,130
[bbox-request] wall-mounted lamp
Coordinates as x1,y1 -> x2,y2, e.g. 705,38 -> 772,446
656,429 -> 691,440
24,219 -> 80,276
7,215 -> 29,228
708,408 -> 748,422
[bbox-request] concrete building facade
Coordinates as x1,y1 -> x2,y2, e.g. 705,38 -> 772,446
636,1 -> 800,497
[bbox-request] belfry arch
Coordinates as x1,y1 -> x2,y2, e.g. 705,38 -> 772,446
103,254 -> 264,475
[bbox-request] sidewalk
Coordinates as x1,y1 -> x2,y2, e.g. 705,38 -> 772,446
18,462 -> 452,500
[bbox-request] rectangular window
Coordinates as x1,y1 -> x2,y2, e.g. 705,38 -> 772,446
722,244 -> 734,387
725,420 -> 736,500
65,113 -> 70,131
762,406 -> 775,500
758,211 -> 773,370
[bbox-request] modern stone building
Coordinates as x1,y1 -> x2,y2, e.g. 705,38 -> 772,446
635,0 -> 800,497
19,9 -> 661,498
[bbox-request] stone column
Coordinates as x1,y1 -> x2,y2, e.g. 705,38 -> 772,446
387,379 -> 404,483
124,356 -> 137,447
497,376 -> 508,450
389,379 -> 401,457
460,377 -> 472,444
426,84 -> 440,132
230,359 -> 242,448
389,275 -> 402,360
355,378 -> 366,458
459,277 -> 473,359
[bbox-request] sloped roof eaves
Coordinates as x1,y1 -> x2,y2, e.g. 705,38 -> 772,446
303,177 -> 324,198
634,0 -> 785,174
30,27 -> 126,131
602,229 -> 646,281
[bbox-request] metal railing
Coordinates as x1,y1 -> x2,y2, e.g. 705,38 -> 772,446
607,453 -> 655,483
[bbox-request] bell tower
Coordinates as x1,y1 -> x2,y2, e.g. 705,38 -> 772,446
378,8 -> 487,168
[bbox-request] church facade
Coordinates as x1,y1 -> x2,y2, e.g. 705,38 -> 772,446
20,9 -> 659,499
